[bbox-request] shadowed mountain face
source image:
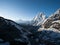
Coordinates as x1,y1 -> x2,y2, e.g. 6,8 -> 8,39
0,9 -> 60,45
0,17 -> 32,45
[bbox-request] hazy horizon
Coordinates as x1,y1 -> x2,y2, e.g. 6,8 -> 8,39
0,0 -> 60,21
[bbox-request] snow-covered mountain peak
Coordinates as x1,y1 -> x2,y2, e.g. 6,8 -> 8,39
32,12 -> 46,26
38,12 -> 44,17
33,12 -> 45,21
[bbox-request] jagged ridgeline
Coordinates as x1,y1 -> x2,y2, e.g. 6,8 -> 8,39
0,9 -> 60,45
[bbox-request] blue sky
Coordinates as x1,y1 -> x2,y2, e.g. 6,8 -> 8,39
0,0 -> 60,21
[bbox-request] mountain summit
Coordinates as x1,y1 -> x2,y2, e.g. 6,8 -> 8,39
32,12 -> 46,26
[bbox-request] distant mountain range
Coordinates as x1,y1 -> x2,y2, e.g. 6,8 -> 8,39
0,8 -> 60,45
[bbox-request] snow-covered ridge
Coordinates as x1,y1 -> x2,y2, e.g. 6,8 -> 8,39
48,8 -> 60,18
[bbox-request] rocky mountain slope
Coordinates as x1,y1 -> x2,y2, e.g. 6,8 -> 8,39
41,8 -> 60,29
